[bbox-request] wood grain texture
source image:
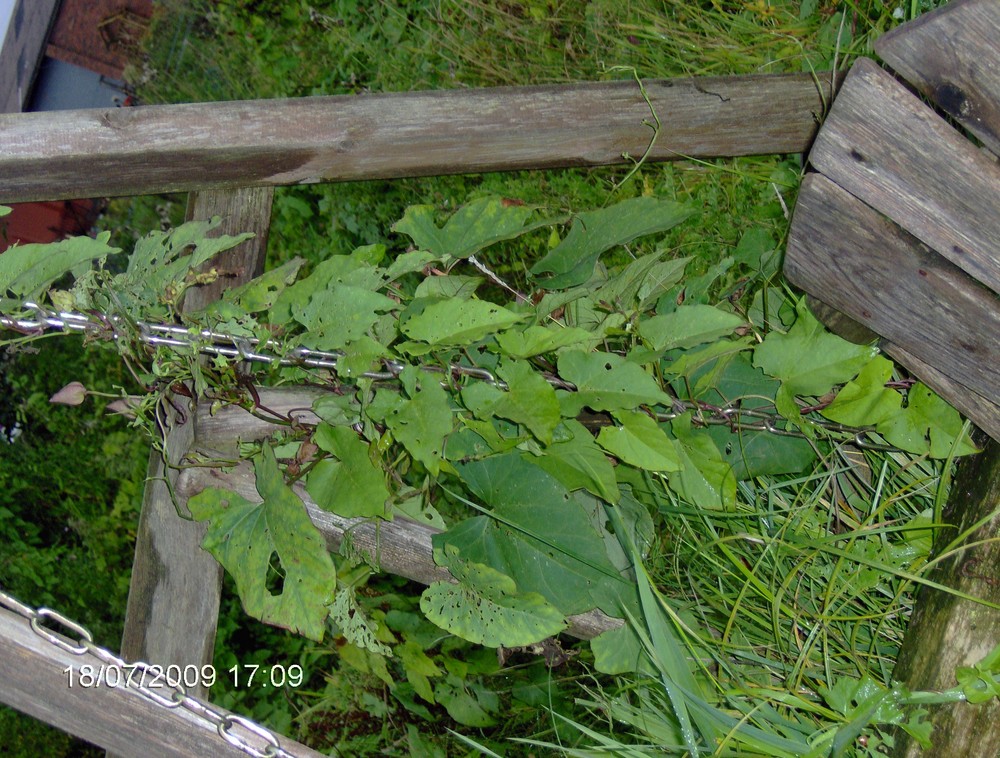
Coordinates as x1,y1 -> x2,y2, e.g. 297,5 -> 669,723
0,72 -> 838,202
119,190 -> 271,702
876,0 -> 1000,156
890,436 -> 1000,758
786,174 -> 1000,427
807,58 -> 1000,296
0,607 -> 324,758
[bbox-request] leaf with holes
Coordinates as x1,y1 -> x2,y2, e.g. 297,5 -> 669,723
668,414 -> 736,510
0,232 -> 120,300
876,383 -> 978,458
421,545 -> 566,647
188,445 -> 336,641
557,350 -> 672,416
385,366 -> 453,475
462,358 -> 560,444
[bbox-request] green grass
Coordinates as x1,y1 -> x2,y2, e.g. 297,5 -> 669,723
1,0 -> 965,755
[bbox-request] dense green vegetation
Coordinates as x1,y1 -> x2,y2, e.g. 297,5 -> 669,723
2,1 -> 977,756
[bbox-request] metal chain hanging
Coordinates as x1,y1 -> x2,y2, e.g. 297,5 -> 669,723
0,586 -> 300,758
1,303 -> 901,451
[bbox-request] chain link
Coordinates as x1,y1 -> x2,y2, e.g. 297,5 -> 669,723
1,303 -> 900,452
0,586 -> 298,758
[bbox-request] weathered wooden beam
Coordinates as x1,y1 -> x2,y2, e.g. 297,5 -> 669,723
118,188 -> 274,702
0,72 -> 839,203
891,436 -> 1000,757
876,0 -> 1000,157
786,173 -> 1000,441
0,606 -> 324,758
807,58 -> 1000,296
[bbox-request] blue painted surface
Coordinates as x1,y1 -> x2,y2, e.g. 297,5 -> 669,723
28,56 -> 127,111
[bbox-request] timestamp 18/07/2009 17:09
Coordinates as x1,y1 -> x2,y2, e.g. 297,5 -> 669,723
63,662 -> 305,690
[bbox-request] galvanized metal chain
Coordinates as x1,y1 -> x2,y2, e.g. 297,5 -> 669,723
0,586 -> 299,758
1,303 -> 899,451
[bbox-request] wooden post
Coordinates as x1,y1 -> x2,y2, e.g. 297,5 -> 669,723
118,187 -> 273,703
891,438 -> 1000,757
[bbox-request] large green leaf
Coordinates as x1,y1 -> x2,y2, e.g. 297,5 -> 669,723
668,414 -> 736,510
876,383 -> 978,458
391,196 -> 548,259
821,355 -> 901,427
531,197 -> 694,288
593,252 -> 689,313
188,446 -> 336,640
557,350 -> 672,415
399,297 -> 525,347
535,420 -> 620,503
421,546 -> 566,647
461,358 -> 560,444
753,301 -> 877,396
640,304 -> 747,352
385,366 -> 453,475
597,410 -> 681,472
0,233 -> 120,299
270,251 -> 384,324
306,424 -> 390,518
294,284 -> 398,350
437,454 -> 627,616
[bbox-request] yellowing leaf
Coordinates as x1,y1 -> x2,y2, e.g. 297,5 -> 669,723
188,446 -> 336,640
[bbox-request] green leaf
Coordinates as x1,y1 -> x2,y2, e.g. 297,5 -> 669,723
821,355 -> 901,426
535,420 -> 620,503
385,366 -> 453,475
391,197 -> 544,259
295,285 -> 398,350
221,257 -> 305,313
421,545 -> 566,647
188,446 -> 336,640
668,414 -> 736,510
414,274 -> 483,300
531,197 -> 694,288
462,359 -> 560,444
436,677 -> 497,727
397,639 -> 442,703
306,424 -> 390,518
0,233 -> 120,299
400,298 -> 525,347
594,251 -> 689,313
877,383 -> 979,458
597,410 -> 681,472
334,336 -> 389,380
640,305 -> 747,352
270,253 -> 384,324
753,300 -> 877,396
494,324 -> 594,359
557,350 -> 672,416
438,454 -> 627,616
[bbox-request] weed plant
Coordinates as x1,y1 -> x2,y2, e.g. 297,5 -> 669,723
1,0 -> 960,755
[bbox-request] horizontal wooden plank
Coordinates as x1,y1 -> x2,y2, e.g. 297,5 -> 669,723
0,606 -> 324,758
876,0 -> 1000,157
0,72 -> 838,203
183,397 -> 622,641
808,57 -> 1000,295
785,173 -> 1000,439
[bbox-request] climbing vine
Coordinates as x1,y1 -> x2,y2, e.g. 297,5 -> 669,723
0,198 -> 979,739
